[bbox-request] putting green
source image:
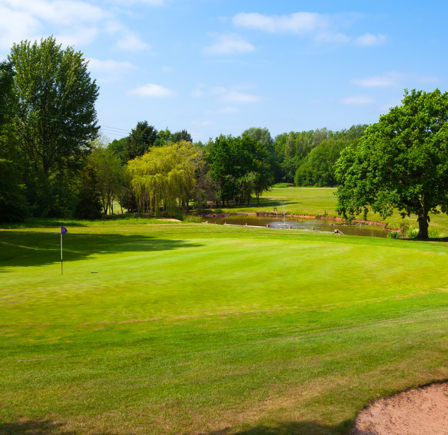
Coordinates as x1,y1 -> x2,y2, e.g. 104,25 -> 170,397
1,224 -> 448,434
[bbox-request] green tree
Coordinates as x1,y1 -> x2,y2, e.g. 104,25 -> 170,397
171,129 -> 192,143
89,144 -> 125,214
75,165 -> 102,220
122,121 -> 158,163
127,141 -> 201,216
4,37 -> 99,217
7,37 -> 99,176
335,89 -> 448,239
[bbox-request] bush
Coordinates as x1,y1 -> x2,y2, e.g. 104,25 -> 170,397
387,231 -> 400,239
183,216 -> 203,223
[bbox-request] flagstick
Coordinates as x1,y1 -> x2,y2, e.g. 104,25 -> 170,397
61,232 -> 63,275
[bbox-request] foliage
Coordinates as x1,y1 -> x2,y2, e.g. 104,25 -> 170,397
107,137 -> 126,159
127,140 -> 202,216
206,134 -> 273,206
122,121 -> 158,163
335,89 -> 448,240
387,231 -> 400,239
171,129 -> 192,143
74,164 -> 102,219
3,37 -> 99,218
294,138 -> 357,187
0,158 -> 28,222
89,143 -> 126,214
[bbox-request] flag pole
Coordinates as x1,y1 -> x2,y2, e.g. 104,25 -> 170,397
61,231 -> 63,275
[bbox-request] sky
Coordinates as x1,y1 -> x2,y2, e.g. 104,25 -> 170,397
0,0 -> 446,142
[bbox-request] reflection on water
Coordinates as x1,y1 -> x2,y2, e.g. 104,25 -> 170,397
204,216 -> 388,238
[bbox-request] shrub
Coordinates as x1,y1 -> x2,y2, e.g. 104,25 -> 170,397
183,216 -> 203,223
387,231 -> 400,239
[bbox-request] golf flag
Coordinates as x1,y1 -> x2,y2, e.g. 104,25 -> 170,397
60,226 -> 67,274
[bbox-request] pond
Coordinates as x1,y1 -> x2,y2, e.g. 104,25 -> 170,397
203,215 -> 388,238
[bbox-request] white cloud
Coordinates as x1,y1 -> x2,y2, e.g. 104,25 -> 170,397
351,72 -> 439,88
203,33 -> 255,55
210,86 -> 262,103
232,12 -> 387,46
115,32 -> 149,51
355,33 -> 387,46
127,83 -> 175,98
87,58 -> 137,82
206,107 -> 240,114
109,0 -> 165,5
340,95 -> 375,105
191,89 -> 205,97
192,120 -> 215,126
0,0 -> 109,49
0,0 -> 152,52
218,91 -> 262,103
233,12 -> 325,35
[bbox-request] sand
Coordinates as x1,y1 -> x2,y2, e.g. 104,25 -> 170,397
351,382 -> 448,435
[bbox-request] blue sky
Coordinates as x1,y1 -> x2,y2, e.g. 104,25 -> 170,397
0,0 -> 446,142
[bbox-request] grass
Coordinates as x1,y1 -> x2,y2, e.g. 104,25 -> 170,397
1,223 -> 448,434
216,187 -> 448,237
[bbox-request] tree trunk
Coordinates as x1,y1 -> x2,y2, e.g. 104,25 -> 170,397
186,199 -> 189,213
417,209 -> 429,239
257,195 -> 260,207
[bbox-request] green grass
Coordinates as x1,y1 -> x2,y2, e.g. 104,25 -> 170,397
1,223 -> 448,434
218,187 -> 448,237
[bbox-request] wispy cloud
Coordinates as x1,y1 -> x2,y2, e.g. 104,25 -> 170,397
351,72 -> 439,88
340,95 -> 375,105
203,33 -> 255,55
232,12 -> 386,46
355,33 -> 387,46
115,32 -> 149,51
109,0 -> 165,5
211,87 -> 262,103
127,83 -> 175,98
87,58 -> 137,83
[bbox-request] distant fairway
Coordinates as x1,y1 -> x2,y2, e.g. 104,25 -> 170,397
1,223 -> 448,434
229,187 -> 448,237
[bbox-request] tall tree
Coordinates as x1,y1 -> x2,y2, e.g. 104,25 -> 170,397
171,129 -> 192,143
7,37 -> 99,177
122,121 -> 158,163
335,89 -> 448,239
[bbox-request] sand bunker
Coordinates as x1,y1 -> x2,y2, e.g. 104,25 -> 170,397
351,382 -> 448,435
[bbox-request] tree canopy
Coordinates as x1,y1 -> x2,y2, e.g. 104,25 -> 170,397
335,89 -> 448,239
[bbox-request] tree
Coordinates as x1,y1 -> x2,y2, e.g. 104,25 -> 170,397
89,145 -> 125,214
127,141 -> 201,216
335,89 -> 448,239
295,138 -> 355,187
75,165 -> 102,220
7,37 -> 99,177
122,121 -> 158,163
206,135 -> 273,207
171,129 -> 192,143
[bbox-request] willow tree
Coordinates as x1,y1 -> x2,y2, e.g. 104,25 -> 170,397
127,141 -> 201,216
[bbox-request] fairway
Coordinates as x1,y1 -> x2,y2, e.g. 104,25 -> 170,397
1,224 -> 448,434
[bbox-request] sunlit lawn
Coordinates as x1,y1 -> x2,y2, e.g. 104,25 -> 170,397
1,223 -> 448,434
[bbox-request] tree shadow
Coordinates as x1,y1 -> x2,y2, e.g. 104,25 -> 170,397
203,420 -> 353,435
0,419 -> 124,435
0,231 -> 203,272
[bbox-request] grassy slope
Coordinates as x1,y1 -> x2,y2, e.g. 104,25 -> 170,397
1,224 -> 448,434
220,187 -> 448,237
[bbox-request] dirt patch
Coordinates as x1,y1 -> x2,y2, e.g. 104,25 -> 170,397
351,382 -> 448,435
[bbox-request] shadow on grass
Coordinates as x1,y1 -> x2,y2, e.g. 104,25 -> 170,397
204,420 -> 352,435
0,231 -> 203,271
0,419 -> 353,435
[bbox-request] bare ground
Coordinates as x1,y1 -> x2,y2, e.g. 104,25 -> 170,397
351,382 -> 448,435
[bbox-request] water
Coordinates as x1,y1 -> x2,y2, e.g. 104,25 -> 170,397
203,215 -> 388,238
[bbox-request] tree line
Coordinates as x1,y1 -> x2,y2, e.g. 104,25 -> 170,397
2,37 -> 447,239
